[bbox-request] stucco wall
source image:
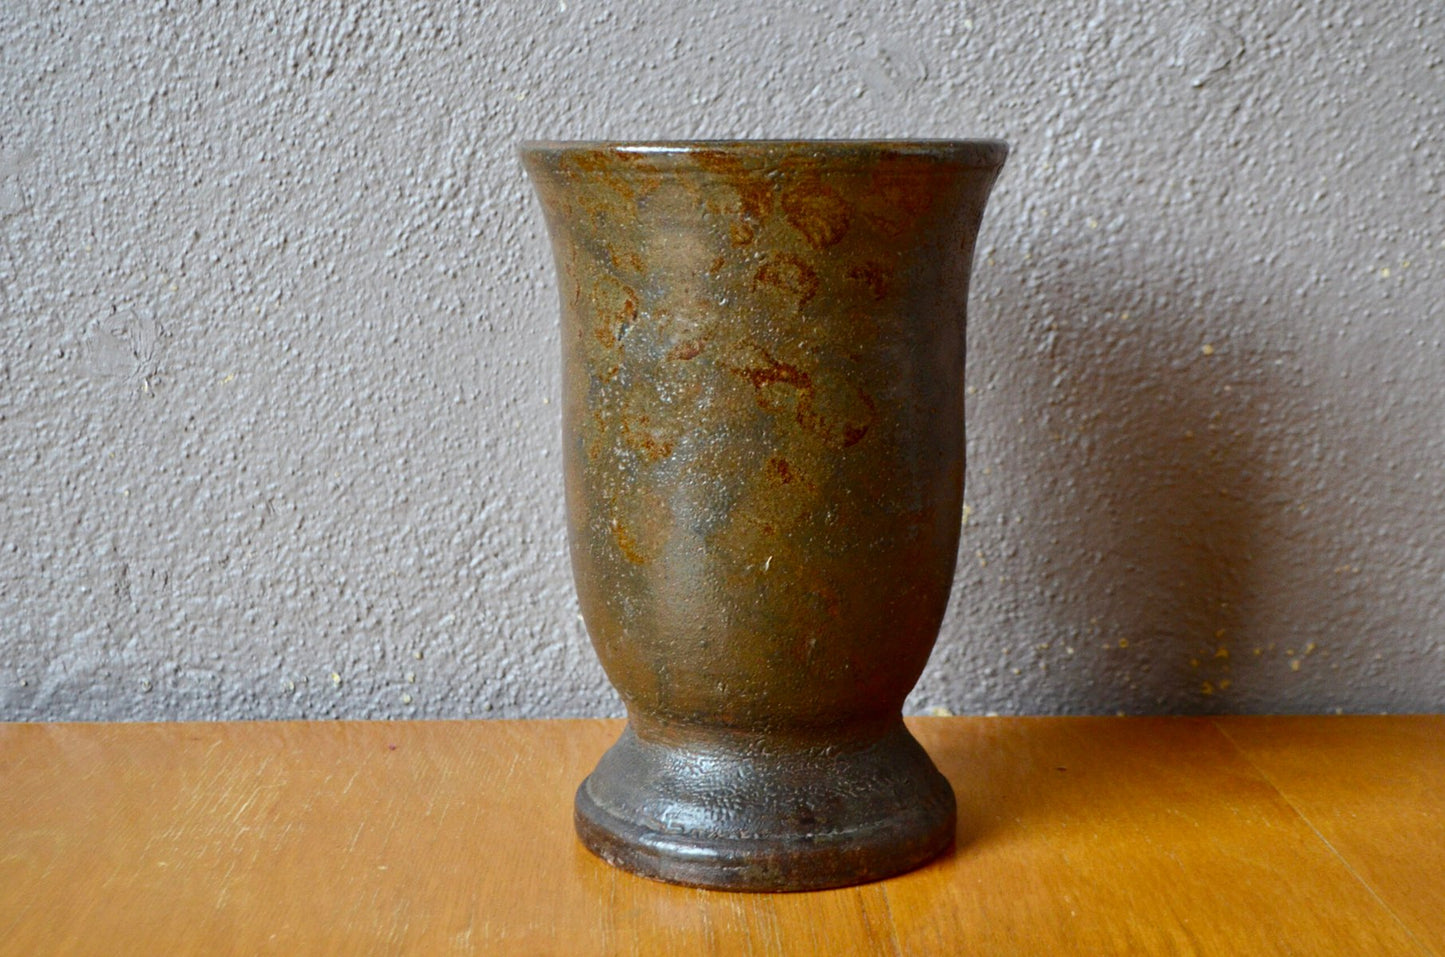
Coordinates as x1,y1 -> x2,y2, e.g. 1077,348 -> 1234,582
2,1 -> 1441,720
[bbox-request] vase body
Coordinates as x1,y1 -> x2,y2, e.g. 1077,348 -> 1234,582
521,140 -> 1007,891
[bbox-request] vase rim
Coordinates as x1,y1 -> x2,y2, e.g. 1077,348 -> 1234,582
519,139 -> 1008,168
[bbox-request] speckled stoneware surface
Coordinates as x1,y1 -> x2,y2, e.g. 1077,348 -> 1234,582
522,140 -> 1007,891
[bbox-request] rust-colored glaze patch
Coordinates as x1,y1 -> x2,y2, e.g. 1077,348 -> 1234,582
607,485 -> 674,565
754,253 -> 819,309
564,148 -> 665,207
693,150 -> 774,222
667,339 -> 706,361
846,261 -> 893,301
567,150 -> 638,199
610,248 -> 646,275
725,343 -> 877,449
781,178 -> 852,250
859,152 -> 947,238
727,343 -> 813,394
768,456 -> 796,484
590,276 -> 637,348
798,385 -> 877,449
611,521 -> 649,564
620,414 -> 675,463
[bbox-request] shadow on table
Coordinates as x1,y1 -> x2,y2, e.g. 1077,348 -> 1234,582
914,715 -> 1253,862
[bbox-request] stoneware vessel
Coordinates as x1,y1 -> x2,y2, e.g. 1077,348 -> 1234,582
521,139 -> 1007,891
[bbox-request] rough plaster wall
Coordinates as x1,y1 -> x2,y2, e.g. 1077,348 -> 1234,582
2,0 -> 1441,720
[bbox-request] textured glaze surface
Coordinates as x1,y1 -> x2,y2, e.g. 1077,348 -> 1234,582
574,718 -> 956,890
525,142 -> 1003,888
2,1 -> 1442,720
525,142 -> 1003,728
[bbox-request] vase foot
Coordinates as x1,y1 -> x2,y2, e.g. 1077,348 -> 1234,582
574,719 -> 955,891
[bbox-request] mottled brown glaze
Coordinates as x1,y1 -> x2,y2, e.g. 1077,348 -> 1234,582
522,140 -> 1007,891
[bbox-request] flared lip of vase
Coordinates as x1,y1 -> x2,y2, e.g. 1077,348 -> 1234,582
518,138 -> 1009,170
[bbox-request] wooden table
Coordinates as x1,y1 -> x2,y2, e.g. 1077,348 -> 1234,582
1,717 -> 1441,955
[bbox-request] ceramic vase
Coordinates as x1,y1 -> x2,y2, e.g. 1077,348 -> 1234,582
521,140 -> 1007,891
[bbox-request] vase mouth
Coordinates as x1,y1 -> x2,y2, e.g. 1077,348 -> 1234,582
519,139 -> 1009,170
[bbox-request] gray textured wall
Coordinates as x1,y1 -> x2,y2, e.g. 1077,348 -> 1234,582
3,1 -> 1442,720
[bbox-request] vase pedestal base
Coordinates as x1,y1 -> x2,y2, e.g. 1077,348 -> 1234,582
574,719 -> 956,891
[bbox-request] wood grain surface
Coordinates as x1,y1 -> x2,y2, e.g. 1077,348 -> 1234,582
1,717 -> 1439,955
1218,715 -> 1445,955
